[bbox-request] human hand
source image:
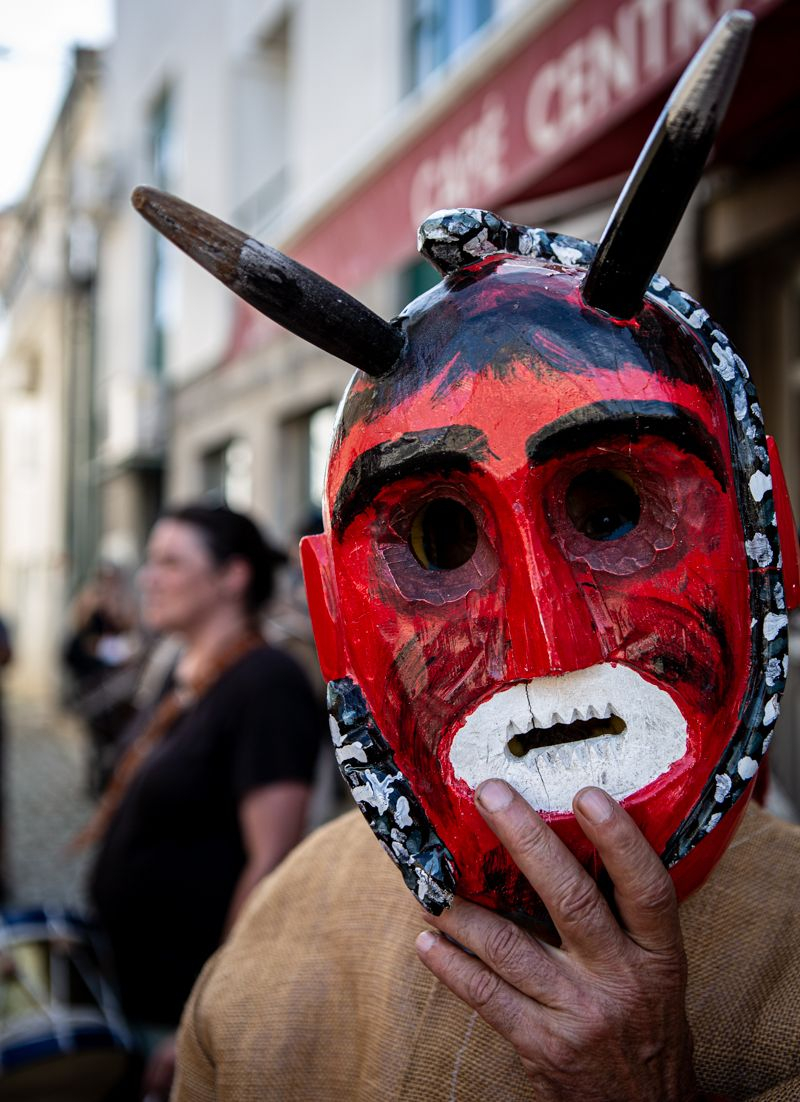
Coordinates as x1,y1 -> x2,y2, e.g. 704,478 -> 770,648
415,780 -> 699,1102
142,1033 -> 177,1101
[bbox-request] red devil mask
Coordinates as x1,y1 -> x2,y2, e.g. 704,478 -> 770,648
302,229 -> 798,919
133,12 -> 799,920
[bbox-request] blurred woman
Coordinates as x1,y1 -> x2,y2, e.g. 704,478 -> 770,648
85,504 -> 322,1097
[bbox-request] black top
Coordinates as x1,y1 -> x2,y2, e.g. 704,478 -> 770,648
90,644 -> 322,1026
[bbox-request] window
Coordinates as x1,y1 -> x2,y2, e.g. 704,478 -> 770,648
231,17 -> 290,236
400,258 -> 441,310
278,403 -> 339,530
308,404 -> 337,507
202,438 -> 254,511
148,89 -> 177,375
407,0 -> 494,91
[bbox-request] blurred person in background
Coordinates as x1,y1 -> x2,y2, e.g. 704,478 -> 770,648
63,562 -> 142,796
0,615 -> 11,902
80,503 -> 323,1100
264,506 -> 326,699
0,616 -> 13,671
265,507 -> 350,829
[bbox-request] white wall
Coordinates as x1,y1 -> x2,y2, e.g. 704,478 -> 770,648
290,0 -> 404,199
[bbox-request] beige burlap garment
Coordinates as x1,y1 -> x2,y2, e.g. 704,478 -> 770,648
172,802 -> 800,1101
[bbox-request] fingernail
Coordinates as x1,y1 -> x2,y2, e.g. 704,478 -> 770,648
416,930 -> 438,953
575,787 -> 612,824
476,779 -> 513,812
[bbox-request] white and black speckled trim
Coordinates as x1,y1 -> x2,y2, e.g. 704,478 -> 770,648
648,280 -> 787,864
327,677 -> 456,914
415,209 -> 789,869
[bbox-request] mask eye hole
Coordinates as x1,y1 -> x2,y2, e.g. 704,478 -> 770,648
409,498 -> 478,570
566,470 -> 640,541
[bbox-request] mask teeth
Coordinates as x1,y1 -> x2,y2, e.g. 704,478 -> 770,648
547,707 -> 581,727
530,737 -> 614,774
590,741 -> 609,766
555,747 -> 564,767
531,702 -> 619,727
538,733 -> 621,771
504,694 -> 626,751
574,742 -> 591,767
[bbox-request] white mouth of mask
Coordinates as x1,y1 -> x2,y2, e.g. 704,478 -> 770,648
448,664 -> 687,813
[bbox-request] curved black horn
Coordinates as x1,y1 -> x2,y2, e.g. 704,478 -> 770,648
131,187 -> 403,377
581,10 -> 753,320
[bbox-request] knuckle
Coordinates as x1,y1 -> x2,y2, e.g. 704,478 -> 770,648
579,1003 -> 611,1046
637,871 -> 678,915
555,877 -> 603,929
484,921 -> 528,974
484,921 -> 530,978
507,820 -> 547,864
536,1029 -> 575,1072
466,966 -> 503,1010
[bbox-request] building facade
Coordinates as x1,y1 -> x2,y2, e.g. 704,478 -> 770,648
0,48 -> 107,695
99,0 -> 530,549
101,0 -> 800,529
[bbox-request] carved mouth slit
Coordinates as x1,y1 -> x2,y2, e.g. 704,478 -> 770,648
507,714 -> 627,759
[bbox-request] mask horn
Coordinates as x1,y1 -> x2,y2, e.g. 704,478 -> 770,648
131,187 -> 403,377
581,10 -> 753,320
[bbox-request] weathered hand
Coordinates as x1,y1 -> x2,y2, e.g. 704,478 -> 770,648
415,780 -> 698,1102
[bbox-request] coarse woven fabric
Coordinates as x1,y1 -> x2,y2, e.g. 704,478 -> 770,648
172,802 -> 800,1101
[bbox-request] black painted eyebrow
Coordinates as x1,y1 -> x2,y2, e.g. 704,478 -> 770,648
333,425 -> 491,537
525,399 -> 727,488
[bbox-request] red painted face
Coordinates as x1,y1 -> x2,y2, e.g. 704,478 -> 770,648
303,257 -> 790,917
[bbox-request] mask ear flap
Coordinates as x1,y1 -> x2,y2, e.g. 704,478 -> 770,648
300,533 -> 346,680
767,435 -> 800,610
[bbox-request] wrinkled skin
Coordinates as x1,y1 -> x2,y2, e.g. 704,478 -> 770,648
416,779 -> 699,1101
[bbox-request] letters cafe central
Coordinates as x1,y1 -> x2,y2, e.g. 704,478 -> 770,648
230,0 -> 800,512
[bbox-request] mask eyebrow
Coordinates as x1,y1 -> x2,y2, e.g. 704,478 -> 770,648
333,425 -> 492,537
525,399 -> 727,489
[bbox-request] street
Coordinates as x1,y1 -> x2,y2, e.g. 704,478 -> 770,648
3,694 -> 95,912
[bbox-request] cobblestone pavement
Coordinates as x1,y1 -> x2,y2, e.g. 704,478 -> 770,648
3,694 -> 97,912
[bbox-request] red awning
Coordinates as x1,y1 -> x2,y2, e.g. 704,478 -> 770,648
231,0 -> 794,357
